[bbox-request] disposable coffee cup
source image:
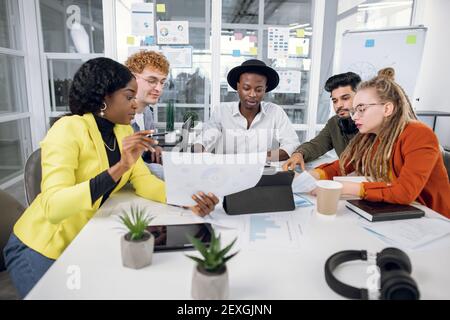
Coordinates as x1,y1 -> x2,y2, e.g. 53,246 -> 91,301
316,180 -> 343,215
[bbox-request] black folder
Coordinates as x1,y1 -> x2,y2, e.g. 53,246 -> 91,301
223,171 -> 295,215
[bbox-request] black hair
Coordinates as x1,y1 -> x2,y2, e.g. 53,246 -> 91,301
69,57 -> 134,116
324,72 -> 361,93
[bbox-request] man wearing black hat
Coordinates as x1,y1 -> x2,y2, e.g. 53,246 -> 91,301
193,59 -> 299,161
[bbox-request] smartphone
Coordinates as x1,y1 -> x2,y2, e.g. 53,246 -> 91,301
146,223 -> 213,251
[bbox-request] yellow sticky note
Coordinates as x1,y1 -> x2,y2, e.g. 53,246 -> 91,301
296,29 -> 305,38
127,36 -> 135,45
296,46 -> 303,55
156,4 -> 166,13
406,35 -> 417,45
250,47 -> 258,55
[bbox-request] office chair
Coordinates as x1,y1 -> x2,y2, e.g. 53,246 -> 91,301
0,189 -> 24,300
24,148 -> 42,205
443,149 -> 450,181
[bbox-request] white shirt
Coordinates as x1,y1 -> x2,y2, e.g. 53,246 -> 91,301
195,101 -> 299,155
132,112 -> 145,131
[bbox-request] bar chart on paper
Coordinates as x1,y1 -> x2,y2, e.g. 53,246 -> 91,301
240,213 -> 303,251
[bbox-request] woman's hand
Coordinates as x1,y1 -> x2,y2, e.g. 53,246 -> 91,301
120,130 -> 157,169
108,130 -> 157,182
189,192 -> 220,217
310,181 -> 362,198
341,181 -> 362,197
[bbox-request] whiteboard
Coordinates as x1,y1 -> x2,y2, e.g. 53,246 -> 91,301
339,26 -> 427,99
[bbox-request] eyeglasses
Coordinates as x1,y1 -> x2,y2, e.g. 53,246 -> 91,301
136,74 -> 169,89
350,103 -> 385,118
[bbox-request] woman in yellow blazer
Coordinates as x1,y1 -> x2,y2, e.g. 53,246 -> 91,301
3,58 -> 219,298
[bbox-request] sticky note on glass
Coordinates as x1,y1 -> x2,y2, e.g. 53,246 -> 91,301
249,35 -> 257,43
250,47 -> 258,55
296,46 -> 303,55
232,49 -> 241,57
406,35 -> 417,45
127,36 -> 135,45
145,36 -> 154,45
234,32 -> 243,40
296,29 -> 305,38
156,4 -> 166,13
365,39 -> 375,48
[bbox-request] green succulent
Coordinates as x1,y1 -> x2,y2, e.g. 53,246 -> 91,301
119,206 -> 154,241
186,229 -> 238,274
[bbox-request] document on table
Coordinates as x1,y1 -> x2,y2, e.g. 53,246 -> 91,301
292,171 -> 317,193
359,216 -> 450,250
237,212 -> 305,251
162,152 -> 266,206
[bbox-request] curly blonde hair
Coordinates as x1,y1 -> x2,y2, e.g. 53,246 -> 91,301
125,50 -> 170,75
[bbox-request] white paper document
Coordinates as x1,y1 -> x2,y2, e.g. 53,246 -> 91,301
360,217 -> 450,250
161,46 -> 192,68
162,152 -> 266,206
131,3 -> 155,36
157,21 -> 189,44
291,171 -> 317,193
268,27 -> 290,60
272,70 -> 302,94
238,212 -> 303,251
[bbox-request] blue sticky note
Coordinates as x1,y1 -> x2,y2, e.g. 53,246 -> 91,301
145,36 -> 154,45
365,39 -> 375,48
232,49 -> 241,57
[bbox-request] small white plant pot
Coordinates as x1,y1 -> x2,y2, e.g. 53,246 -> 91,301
121,231 -> 154,269
191,265 -> 229,300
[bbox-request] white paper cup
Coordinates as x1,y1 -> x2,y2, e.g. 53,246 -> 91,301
316,180 -> 343,215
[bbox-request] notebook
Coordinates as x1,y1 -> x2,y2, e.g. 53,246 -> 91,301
346,200 -> 425,222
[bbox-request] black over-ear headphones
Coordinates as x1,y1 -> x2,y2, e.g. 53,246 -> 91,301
324,248 -> 420,300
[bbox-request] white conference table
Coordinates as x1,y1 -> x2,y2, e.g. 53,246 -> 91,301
26,187 -> 450,300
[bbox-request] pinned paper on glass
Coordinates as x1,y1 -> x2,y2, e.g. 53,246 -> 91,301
268,27 -> 289,60
272,70 -> 301,94
157,21 -> 189,44
131,3 -> 155,36
161,46 -> 192,68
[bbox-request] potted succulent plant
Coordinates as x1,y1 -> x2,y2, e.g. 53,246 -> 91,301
119,206 -> 154,269
186,229 -> 238,300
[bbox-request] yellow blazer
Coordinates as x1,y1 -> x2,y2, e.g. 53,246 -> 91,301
14,113 -> 166,260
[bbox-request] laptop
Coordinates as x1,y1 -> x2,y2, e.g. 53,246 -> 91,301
179,116 -> 193,152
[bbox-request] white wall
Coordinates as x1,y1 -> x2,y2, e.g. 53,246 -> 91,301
414,0 -> 450,148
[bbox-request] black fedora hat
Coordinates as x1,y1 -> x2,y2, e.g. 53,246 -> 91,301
227,59 -> 279,92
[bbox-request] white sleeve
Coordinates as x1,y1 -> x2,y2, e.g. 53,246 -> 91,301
194,107 -> 223,152
274,107 -> 300,156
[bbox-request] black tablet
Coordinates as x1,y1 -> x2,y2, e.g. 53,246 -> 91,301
146,223 -> 213,251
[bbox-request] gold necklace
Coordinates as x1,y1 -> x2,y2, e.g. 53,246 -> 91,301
103,139 -> 116,152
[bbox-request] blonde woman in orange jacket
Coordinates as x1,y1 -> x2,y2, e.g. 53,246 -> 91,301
312,68 -> 450,218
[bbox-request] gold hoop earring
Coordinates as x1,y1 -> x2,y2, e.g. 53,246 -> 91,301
100,102 -> 108,117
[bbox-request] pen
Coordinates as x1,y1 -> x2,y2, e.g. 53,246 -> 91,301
146,132 -> 168,137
